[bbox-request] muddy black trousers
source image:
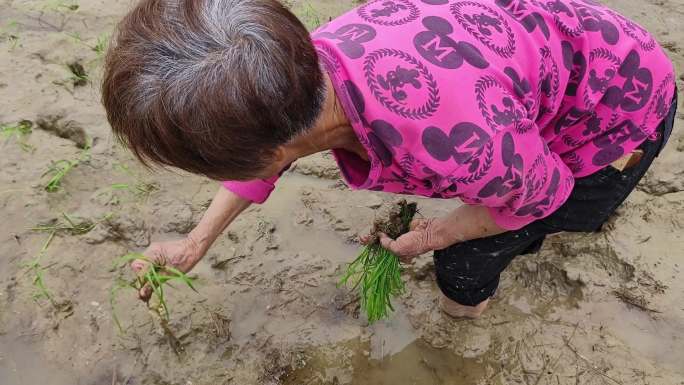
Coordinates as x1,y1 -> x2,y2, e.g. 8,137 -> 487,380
433,96 -> 678,307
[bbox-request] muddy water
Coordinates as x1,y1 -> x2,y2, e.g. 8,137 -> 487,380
0,335 -> 75,385
1,0 -> 684,384
285,338 -> 488,385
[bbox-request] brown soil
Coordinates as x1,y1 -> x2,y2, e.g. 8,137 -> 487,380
1,0 -> 683,384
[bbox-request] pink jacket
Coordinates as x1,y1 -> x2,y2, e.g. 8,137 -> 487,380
224,0 -> 676,230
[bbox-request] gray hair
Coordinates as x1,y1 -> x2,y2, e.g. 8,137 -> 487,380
103,0 -> 325,180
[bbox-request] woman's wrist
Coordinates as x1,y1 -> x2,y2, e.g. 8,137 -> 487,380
429,216 -> 465,250
184,231 -> 207,262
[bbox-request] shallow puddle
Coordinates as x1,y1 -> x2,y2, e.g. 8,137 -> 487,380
0,334 -> 76,385
284,337 -> 488,385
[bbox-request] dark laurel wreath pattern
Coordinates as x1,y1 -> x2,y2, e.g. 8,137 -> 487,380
364,48 -> 441,120
583,47 -> 622,109
449,141 -> 495,185
563,151 -> 585,173
561,112 -> 620,148
399,153 -> 416,178
642,72 -> 674,129
358,0 -> 420,27
450,1 -> 516,58
476,75 -> 501,132
554,8 -> 584,38
524,154 -> 549,201
537,46 -> 560,122
315,43 -> 342,72
607,10 -> 656,52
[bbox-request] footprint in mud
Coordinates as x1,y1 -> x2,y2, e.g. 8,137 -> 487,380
36,113 -> 88,149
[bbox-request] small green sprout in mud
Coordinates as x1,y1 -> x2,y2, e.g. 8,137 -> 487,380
23,231 -> 57,305
42,0 -> 80,12
339,200 -> 418,323
43,142 -> 90,192
67,61 -> 88,86
112,163 -> 160,201
1,20 -> 20,50
32,212 -> 111,235
111,253 -> 198,354
92,33 -> 109,57
66,32 -> 109,59
1,120 -> 34,151
44,159 -> 79,192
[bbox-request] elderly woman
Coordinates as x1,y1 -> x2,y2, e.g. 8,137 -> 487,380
103,0 -> 677,318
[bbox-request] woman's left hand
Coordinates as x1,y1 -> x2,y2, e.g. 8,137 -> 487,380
376,218 -> 452,264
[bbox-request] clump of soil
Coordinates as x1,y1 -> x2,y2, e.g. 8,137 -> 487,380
366,199 -> 418,245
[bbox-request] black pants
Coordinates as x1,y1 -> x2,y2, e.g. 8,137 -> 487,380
434,96 -> 678,306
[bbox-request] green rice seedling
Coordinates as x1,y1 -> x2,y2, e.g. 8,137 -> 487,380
44,159 -> 79,192
339,200 -> 418,323
67,61 -> 88,86
32,212 -> 112,235
113,163 -> 160,201
23,231 -> 57,305
1,120 -> 34,151
43,142 -> 90,192
92,33 -> 109,57
1,20 -> 20,50
42,0 -> 80,12
65,31 -> 109,59
112,253 -> 197,352
111,253 -> 198,353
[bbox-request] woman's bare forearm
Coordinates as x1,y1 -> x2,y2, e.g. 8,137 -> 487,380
433,204 -> 506,246
187,187 -> 252,257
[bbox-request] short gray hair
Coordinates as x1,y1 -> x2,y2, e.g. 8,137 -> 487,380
103,0 -> 325,180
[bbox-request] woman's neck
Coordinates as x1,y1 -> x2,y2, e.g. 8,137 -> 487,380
282,74 -> 368,162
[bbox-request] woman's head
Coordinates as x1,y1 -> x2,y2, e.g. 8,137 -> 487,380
102,0 -> 325,180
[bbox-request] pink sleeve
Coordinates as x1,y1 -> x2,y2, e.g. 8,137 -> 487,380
221,174 -> 280,204
456,129 -> 575,231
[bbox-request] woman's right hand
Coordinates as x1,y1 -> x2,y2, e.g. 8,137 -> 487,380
131,237 -> 203,301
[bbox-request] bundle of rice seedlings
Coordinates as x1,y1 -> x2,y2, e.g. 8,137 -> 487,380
339,200 -> 417,323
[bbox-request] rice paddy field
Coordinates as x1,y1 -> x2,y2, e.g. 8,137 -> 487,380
1,0 -> 683,384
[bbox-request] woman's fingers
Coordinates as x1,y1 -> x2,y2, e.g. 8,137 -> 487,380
379,232 -> 419,262
359,233 -> 373,245
409,218 -> 428,231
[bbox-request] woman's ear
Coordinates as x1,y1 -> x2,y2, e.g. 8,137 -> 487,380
272,145 -> 290,168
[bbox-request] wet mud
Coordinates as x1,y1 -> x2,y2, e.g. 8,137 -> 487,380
1,0 -> 683,384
